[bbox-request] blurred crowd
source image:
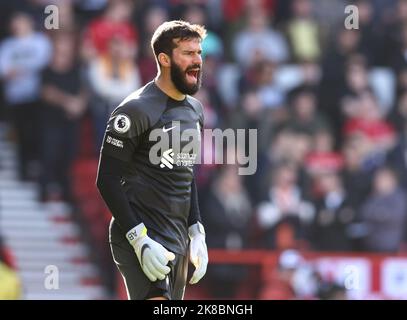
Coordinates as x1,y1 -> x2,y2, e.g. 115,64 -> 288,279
1,0 -> 407,299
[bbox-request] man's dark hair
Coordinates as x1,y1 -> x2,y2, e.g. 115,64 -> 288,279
151,20 -> 206,67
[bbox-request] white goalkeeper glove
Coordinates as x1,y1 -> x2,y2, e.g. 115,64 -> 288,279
188,222 -> 208,284
126,223 -> 175,282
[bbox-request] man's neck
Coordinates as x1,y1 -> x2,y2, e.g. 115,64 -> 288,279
155,74 -> 185,101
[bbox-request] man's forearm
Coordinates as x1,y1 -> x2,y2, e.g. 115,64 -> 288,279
96,154 -> 141,232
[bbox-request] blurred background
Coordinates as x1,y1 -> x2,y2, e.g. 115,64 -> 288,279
1,0 -> 407,300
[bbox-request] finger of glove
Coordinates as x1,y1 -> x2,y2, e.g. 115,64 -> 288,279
154,248 -> 169,265
189,257 -> 208,285
153,244 -> 175,265
189,256 -> 201,284
189,244 -> 198,265
189,265 -> 206,284
198,247 -> 208,262
142,263 -> 157,282
145,260 -> 166,281
165,251 -> 175,261
150,255 -> 171,276
190,253 -> 198,267
189,268 -> 202,285
189,244 -> 202,266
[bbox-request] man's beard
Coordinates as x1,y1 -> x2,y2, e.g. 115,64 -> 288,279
170,60 -> 202,95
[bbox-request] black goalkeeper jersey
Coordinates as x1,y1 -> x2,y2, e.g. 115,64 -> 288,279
100,81 -> 204,255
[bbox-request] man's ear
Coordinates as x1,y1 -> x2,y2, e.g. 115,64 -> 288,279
158,53 -> 171,68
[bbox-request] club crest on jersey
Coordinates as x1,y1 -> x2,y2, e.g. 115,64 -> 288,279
113,114 -> 131,134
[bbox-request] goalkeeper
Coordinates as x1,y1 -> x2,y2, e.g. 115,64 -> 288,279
96,20 -> 208,300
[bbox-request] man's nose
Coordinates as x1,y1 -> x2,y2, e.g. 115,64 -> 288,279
193,54 -> 202,66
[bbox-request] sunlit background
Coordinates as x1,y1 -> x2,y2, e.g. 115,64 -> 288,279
1,0 -> 407,300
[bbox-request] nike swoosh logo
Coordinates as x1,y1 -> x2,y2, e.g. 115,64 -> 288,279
140,243 -> 150,265
163,125 -> 176,132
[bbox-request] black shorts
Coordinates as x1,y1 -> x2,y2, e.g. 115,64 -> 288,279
109,231 -> 189,300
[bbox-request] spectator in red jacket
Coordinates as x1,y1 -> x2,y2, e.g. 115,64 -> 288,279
82,0 -> 138,60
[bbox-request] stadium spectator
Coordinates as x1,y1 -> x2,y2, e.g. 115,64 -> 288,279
359,167 -> 407,252
304,129 -> 344,180
256,162 -> 315,249
387,95 -> 407,191
233,7 -> 289,68
308,172 -> 356,251
82,0 -> 137,61
136,6 -> 169,84
39,32 -> 87,202
203,165 -> 253,299
87,34 -> 141,149
283,85 -> 329,135
319,27 -> 361,141
259,249 -> 304,300
0,12 -> 51,180
343,91 -> 396,162
285,0 -> 321,63
341,136 -> 374,210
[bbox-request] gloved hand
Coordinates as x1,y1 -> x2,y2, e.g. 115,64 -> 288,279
126,223 -> 175,282
188,222 -> 208,284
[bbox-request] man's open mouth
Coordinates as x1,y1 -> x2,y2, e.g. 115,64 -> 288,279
186,69 -> 200,81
